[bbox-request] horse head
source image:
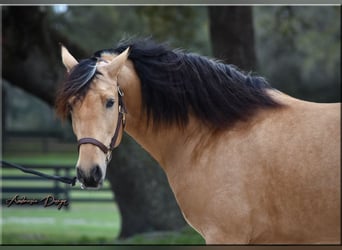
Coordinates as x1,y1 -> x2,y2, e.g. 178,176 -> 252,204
58,46 -> 129,189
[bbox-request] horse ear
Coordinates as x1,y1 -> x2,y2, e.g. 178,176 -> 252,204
61,45 -> 78,72
105,47 -> 130,77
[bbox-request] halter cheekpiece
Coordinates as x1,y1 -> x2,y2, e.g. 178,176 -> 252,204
77,86 -> 127,163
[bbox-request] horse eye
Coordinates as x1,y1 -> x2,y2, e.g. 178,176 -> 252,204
106,99 -> 115,108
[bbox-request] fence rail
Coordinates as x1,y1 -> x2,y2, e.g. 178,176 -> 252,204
1,163 -> 114,208
3,131 -> 76,154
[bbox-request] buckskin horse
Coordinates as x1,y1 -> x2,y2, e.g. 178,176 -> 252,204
56,39 -> 340,244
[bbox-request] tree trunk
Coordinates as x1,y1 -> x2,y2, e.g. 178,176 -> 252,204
208,6 -> 257,70
2,6 -> 86,106
2,6 -> 186,238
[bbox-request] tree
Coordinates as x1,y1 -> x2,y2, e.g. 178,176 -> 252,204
208,6 -> 257,70
254,6 -> 340,102
2,6 -> 185,239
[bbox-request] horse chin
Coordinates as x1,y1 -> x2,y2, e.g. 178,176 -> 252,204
80,180 -> 103,190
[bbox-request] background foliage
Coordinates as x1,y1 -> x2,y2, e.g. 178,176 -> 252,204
5,6 -> 340,132
255,6 -> 340,102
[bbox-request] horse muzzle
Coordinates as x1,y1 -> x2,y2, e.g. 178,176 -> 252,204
77,165 -> 103,189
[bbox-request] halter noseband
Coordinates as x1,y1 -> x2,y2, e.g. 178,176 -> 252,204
77,87 -> 127,163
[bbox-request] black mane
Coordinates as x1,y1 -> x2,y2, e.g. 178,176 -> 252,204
98,39 -> 281,129
58,39 -> 281,128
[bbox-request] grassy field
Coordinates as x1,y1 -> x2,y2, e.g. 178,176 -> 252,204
2,199 -> 204,245
1,152 -> 204,245
2,203 -> 120,244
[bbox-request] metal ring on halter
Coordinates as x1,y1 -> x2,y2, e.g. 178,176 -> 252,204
118,86 -> 124,97
106,150 -> 113,164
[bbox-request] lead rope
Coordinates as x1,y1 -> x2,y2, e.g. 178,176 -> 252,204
1,160 -> 77,186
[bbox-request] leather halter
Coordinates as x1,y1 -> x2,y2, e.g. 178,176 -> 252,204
77,87 -> 127,163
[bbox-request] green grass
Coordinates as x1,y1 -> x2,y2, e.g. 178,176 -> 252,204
2,203 -> 121,244
115,227 -> 205,245
2,201 -> 204,245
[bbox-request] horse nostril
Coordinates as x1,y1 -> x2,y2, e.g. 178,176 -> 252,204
77,167 -> 85,182
91,165 -> 102,183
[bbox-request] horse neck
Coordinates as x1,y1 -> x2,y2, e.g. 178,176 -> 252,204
118,61 -> 205,170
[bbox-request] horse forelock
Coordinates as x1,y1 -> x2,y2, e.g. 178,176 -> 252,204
55,57 -> 99,119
